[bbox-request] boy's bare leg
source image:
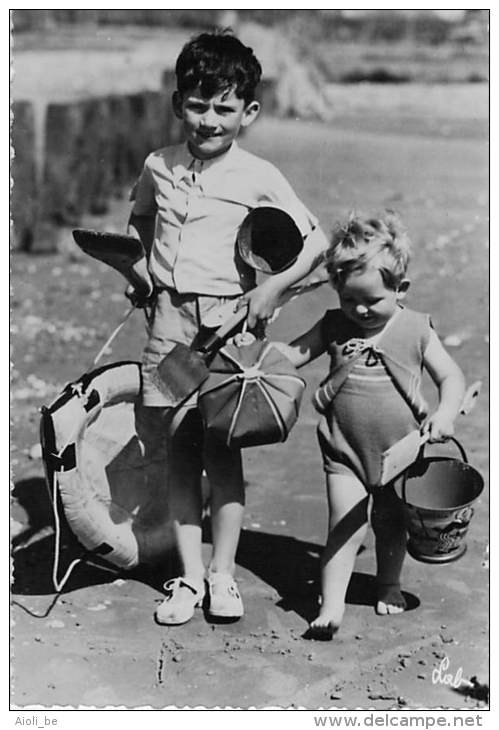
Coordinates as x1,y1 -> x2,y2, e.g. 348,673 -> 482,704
371,486 -> 408,615
135,404 -> 204,621
210,501 -> 245,574
134,403 -> 170,492
204,434 -> 245,575
166,409 -> 206,586
309,474 -> 369,638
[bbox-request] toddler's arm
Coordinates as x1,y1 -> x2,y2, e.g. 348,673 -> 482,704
243,225 -> 329,328
422,329 -> 466,442
273,319 -> 326,368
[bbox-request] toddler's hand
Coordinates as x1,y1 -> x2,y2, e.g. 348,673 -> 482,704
422,411 -> 455,443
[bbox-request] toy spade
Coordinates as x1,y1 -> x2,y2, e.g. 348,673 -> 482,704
378,380 -> 481,486
152,306 -> 249,407
72,229 -> 152,299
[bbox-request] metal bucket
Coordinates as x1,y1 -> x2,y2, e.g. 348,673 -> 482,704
394,438 -> 484,564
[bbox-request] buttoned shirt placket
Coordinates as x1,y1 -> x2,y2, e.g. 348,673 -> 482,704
173,157 -> 204,289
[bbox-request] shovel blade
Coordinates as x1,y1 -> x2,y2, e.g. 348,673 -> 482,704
379,429 -> 423,486
152,343 -> 210,406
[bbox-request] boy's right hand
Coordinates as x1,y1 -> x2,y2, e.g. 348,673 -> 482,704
125,284 -> 154,309
239,278 -> 282,329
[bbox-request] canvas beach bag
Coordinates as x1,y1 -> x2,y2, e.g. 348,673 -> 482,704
198,336 -> 306,449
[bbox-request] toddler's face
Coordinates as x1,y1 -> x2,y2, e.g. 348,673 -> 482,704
173,85 -> 260,160
338,267 -> 406,334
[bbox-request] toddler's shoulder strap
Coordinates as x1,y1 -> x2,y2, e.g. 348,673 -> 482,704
375,308 -> 432,421
320,309 -> 360,351
378,307 -> 432,364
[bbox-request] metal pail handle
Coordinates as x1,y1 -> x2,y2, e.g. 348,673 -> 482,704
400,436 -> 468,506
418,436 -> 468,464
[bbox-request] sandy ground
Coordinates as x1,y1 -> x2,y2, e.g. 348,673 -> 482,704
10,105 -> 489,708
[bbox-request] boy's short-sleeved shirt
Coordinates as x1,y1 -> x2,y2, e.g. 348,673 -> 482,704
131,141 -> 318,296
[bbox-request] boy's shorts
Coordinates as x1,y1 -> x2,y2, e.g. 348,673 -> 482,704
142,287 -> 239,407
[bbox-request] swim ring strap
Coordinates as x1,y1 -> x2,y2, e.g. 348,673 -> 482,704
50,467 -> 84,593
90,304 -> 137,369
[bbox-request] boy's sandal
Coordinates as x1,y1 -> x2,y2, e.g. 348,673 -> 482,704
154,577 -> 205,625
207,572 -> 244,619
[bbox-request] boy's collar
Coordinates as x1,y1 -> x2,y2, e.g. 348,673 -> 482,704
185,141 -> 239,170
170,142 -> 239,187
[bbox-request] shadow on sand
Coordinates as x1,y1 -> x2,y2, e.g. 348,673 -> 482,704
11,477 -> 419,624
236,527 -> 419,624
11,477 -> 174,613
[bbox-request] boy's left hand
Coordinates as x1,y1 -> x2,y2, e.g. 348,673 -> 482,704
422,410 -> 455,443
239,279 -> 282,329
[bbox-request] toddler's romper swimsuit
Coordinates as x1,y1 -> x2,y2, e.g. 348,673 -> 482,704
317,307 -> 431,487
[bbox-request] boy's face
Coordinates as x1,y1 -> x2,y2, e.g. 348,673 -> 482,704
338,267 -> 409,334
173,86 -> 260,160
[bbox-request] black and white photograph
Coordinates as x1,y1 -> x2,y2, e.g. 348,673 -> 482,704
9,6 -> 490,716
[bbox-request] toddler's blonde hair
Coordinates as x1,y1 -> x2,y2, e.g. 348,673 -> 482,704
326,211 -> 411,291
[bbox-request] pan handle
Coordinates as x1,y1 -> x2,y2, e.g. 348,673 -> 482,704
202,279 -> 327,329
197,305 -> 248,356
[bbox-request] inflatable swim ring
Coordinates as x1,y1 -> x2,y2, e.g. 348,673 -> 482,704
40,361 -> 175,570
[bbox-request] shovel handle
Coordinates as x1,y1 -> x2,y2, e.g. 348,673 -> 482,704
197,305 -> 248,355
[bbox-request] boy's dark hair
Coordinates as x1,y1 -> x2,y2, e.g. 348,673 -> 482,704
175,30 -> 262,104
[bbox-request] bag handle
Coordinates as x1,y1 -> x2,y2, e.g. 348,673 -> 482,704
227,313 -> 267,348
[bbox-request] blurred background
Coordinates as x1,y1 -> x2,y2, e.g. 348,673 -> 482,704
10,8 -> 488,252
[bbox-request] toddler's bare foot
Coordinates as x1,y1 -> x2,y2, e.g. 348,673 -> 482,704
305,606 -> 343,641
376,583 -> 407,615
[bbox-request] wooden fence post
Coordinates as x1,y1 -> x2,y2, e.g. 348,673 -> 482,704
11,101 -> 38,251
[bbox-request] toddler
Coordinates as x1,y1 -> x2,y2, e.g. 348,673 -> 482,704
274,213 -> 465,638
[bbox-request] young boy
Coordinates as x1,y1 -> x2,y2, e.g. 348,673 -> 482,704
127,31 -> 329,625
